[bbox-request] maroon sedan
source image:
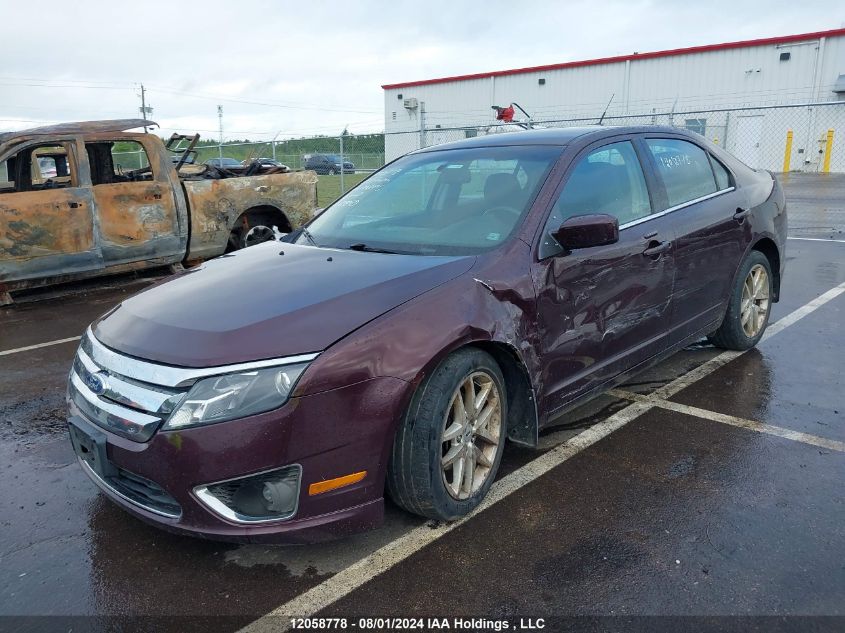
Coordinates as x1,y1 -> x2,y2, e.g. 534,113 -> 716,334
67,126 -> 786,543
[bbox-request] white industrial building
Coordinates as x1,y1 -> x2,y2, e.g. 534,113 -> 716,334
382,28 -> 845,171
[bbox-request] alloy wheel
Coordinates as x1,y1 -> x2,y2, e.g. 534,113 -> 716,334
440,371 -> 502,500
243,225 -> 276,247
740,263 -> 770,337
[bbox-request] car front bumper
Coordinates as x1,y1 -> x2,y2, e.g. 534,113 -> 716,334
68,375 -> 410,543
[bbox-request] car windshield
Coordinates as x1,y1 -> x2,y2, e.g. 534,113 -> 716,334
300,145 -> 561,256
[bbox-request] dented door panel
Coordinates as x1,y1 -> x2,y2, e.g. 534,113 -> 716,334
533,217 -> 676,416
183,171 -> 317,260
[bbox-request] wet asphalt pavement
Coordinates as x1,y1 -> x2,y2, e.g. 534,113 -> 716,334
1,174 -> 844,632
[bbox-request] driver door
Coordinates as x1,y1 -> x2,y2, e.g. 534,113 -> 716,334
531,138 -> 676,418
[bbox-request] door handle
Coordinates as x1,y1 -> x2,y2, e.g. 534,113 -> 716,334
68,201 -> 81,209
733,207 -> 750,222
642,240 -> 671,258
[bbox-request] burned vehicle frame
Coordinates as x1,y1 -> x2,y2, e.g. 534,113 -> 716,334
0,120 -> 317,304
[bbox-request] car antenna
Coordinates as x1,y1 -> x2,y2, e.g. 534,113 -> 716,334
598,94 -> 615,125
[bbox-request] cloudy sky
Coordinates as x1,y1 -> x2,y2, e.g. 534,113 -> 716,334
1,0 -> 842,141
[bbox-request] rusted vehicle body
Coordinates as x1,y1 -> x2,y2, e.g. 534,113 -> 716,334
0,120 -> 317,303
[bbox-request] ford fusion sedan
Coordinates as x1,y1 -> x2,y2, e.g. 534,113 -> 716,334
67,126 -> 786,543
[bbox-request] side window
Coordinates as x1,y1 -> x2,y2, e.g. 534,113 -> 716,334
85,140 -> 152,185
0,159 -> 13,192
646,139 -> 717,207
710,156 -> 732,191
111,141 -> 151,174
0,143 -> 76,194
541,141 -> 651,255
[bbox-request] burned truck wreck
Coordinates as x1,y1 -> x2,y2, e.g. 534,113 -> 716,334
0,119 -> 318,303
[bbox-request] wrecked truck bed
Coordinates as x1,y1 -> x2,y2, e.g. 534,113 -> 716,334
0,119 -> 318,303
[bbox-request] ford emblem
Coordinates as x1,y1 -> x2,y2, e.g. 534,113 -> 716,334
85,371 -> 108,396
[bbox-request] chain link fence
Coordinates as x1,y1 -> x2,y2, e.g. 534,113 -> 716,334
113,100 -> 844,207
386,101 -> 845,175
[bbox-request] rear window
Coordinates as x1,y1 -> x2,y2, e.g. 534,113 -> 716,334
711,156 -> 732,191
647,139 -> 717,208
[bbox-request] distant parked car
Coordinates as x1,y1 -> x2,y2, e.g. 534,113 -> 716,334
204,157 -> 243,169
169,154 -> 195,165
37,157 -> 58,178
243,157 -> 289,170
304,153 -> 355,175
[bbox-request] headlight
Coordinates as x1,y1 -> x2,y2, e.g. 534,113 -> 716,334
163,362 -> 309,430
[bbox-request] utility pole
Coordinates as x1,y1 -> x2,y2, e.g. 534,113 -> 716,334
138,83 -> 152,132
217,105 -> 223,159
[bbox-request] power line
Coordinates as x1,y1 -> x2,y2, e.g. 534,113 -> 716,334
143,86 -> 381,114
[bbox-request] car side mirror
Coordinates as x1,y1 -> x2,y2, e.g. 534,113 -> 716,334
551,214 -> 619,251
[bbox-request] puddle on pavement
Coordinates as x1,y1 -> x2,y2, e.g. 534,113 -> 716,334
223,506 -> 423,576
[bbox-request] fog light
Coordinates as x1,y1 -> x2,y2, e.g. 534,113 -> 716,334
194,465 -> 301,524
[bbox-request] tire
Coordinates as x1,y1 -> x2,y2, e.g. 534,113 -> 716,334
387,348 -> 507,521
708,250 -> 773,350
225,211 -> 283,252
329,168 -> 338,175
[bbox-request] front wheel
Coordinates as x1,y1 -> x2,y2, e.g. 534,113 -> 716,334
387,348 -> 507,521
708,251 -> 773,350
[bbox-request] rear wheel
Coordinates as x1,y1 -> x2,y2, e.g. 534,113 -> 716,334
387,348 -> 507,521
226,210 -> 285,252
708,250 -> 773,350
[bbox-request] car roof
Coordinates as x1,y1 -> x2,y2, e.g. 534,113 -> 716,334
0,119 -> 155,144
415,125 -> 701,152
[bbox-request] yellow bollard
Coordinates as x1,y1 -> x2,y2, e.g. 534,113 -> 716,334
783,130 -> 793,172
822,129 -> 834,173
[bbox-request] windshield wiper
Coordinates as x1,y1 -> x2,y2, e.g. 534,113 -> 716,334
347,243 -> 401,254
299,227 -> 319,246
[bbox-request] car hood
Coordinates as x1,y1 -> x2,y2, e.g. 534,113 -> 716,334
93,242 -> 474,367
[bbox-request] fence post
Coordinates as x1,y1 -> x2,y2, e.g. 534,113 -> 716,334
339,134 -> 345,195
822,129 -> 834,173
783,130 -> 793,173
419,101 -> 426,150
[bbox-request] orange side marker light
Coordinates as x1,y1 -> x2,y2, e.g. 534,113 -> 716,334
308,471 -> 367,496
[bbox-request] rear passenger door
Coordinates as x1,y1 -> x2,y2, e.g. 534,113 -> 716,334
532,138 -> 676,416
643,137 -> 749,344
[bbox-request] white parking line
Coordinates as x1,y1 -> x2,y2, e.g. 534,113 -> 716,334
653,279 -> 845,400
658,400 -> 845,452
239,280 -> 845,632
787,237 -> 845,243
241,400 -> 655,632
0,335 -> 81,357
609,389 -> 845,453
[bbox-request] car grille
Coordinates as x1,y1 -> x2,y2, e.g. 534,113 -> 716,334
68,332 -> 188,442
78,457 -> 182,519
106,468 -> 182,518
